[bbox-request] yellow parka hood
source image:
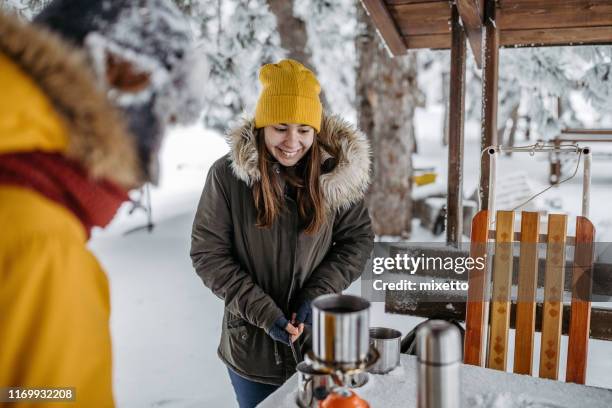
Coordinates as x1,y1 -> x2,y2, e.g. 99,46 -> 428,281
0,11 -> 141,189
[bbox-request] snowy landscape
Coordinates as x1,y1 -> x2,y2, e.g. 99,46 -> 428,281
90,107 -> 612,407
2,1 -> 609,406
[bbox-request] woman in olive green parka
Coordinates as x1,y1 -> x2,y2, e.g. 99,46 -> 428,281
190,59 -> 374,407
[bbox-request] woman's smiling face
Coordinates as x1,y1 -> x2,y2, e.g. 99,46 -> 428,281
263,123 -> 315,166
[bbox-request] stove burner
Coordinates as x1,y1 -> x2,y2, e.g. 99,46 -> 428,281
304,345 -> 380,376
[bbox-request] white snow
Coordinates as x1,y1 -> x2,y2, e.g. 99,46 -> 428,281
89,125 -> 233,407
260,355 -> 612,408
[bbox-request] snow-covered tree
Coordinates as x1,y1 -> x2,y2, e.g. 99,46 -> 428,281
176,0 -> 359,129
294,0 -> 358,121
578,47 -> 612,119
356,3 -> 423,238
1,0 -> 48,18
175,0 -> 284,131
424,44 -> 612,144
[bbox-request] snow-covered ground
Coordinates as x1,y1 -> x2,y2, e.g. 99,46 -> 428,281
89,108 -> 612,407
261,354 -> 612,408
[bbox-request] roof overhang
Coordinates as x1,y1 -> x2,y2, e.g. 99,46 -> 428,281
362,0 -> 612,64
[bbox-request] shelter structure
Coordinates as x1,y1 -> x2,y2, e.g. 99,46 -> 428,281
361,0 -> 612,245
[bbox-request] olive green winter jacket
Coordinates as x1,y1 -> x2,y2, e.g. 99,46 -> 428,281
190,114 -> 374,385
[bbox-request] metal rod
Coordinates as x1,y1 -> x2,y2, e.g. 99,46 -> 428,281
146,183 -> 154,232
483,144 -> 589,217
582,147 -> 591,218
486,143 -> 586,154
496,143 -> 580,154
487,147 -> 497,225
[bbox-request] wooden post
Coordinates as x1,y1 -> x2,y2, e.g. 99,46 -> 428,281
446,3 -> 467,245
479,0 -> 499,211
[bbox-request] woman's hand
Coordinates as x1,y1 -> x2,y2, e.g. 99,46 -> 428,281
295,300 -> 312,326
268,315 -> 304,345
288,313 -> 304,343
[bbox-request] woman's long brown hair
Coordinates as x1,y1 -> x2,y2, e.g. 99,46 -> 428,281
252,128 -> 327,234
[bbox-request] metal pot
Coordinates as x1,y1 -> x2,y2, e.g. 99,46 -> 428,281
312,294 -> 371,366
368,327 -> 401,374
296,362 -> 334,408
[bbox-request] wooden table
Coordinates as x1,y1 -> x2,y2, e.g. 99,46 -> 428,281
259,354 -> 612,407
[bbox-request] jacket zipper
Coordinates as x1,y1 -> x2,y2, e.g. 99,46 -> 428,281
285,196 -> 299,313
283,198 -> 299,378
274,341 -> 281,365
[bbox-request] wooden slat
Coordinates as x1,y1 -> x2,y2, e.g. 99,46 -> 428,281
513,211 -> 540,375
446,3 -> 466,246
562,128 -> 612,136
385,300 -> 612,341
539,214 -> 568,380
479,0 -> 499,212
556,135 -> 612,144
487,211 -> 514,371
500,26 -> 612,47
456,0 -> 484,67
402,34 -> 451,49
388,243 -> 612,299
487,230 -> 575,246
566,216 -> 595,384
464,210 -> 489,366
497,0 -> 612,32
361,0 -> 408,56
385,0 -> 443,4
389,2 -> 451,36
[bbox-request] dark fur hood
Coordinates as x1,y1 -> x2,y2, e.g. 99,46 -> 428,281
225,114 -> 371,211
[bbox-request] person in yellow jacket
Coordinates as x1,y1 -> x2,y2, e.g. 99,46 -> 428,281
0,1 -> 206,407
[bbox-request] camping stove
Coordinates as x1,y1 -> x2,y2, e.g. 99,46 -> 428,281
300,294 -> 379,407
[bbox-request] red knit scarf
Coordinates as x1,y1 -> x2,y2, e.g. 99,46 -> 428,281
0,152 -> 129,237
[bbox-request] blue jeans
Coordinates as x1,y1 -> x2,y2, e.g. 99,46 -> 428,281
227,367 -> 281,408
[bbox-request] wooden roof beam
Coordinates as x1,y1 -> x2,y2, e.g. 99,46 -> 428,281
456,0 -> 484,68
360,0 -> 407,56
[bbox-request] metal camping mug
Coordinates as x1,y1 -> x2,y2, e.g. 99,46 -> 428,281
312,294 -> 371,366
296,362 -> 334,408
368,327 -> 401,374
416,320 -> 462,408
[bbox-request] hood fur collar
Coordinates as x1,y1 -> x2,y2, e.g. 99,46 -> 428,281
226,114 -> 371,211
0,11 -> 141,189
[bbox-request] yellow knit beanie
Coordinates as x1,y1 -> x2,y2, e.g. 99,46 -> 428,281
255,59 -> 322,132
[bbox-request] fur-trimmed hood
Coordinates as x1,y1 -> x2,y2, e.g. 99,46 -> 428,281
226,114 -> 371,211
0,11 -> 141,189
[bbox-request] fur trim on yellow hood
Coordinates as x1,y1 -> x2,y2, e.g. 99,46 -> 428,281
0,11 -> 141,189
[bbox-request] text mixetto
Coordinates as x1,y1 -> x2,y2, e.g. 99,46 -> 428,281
372,279 -> 469,291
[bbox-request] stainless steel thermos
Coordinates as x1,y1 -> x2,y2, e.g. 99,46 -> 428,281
416,320 -> 462,408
